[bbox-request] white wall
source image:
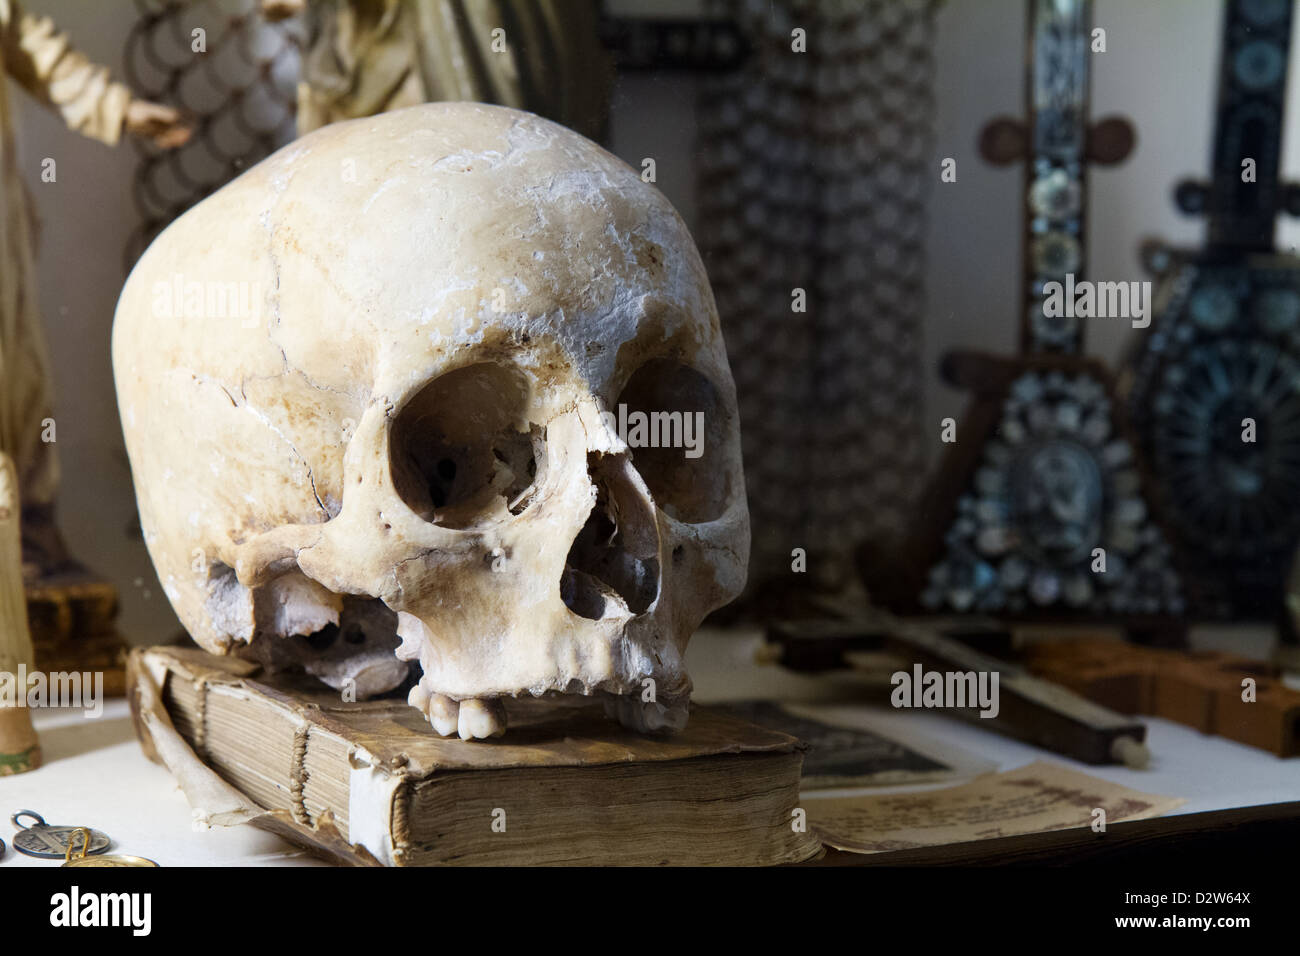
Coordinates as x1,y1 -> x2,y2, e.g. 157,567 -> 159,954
13,0 -> 1294,644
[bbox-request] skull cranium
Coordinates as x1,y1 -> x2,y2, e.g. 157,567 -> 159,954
113,103 -> 749,738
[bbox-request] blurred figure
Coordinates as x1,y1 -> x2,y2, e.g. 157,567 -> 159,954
0,0 -> 189,578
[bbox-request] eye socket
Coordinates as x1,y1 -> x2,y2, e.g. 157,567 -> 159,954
615,359 -> 732,523
389,363 -> 544,528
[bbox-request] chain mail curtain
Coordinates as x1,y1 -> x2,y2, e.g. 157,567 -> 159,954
124,0 -> 303,266
697,0 -> 940,592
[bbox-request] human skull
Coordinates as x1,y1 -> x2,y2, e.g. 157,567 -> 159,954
113,103 -> 748,738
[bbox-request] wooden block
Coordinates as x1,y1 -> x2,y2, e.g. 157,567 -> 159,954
1071,668 -> 1155,716
32,630 -> 130,697
1151,670 -> 1217,733
25,570 -> 119,645
1192,657 -> 1298,755
1022,641 -> 1158,714
1024,637 -> 1300,756
1210,678 -> 1300,756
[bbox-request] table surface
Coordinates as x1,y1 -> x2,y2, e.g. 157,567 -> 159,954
2,628 -> 1297,866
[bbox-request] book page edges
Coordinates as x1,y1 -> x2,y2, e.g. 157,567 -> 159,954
127,647 -> 387,865
129,646 -> 265,829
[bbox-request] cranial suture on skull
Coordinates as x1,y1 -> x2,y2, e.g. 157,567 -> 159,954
112,103 -> 749,739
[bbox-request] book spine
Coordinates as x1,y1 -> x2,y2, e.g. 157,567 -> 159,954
390,783 -> 411,866
290,722 -> 311,825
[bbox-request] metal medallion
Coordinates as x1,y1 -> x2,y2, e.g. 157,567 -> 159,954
63,855 -> 159,868
1233,39 -> 1284,90
62,829 -> 157,868
11,811 -> 111,859
1031,232 -> 1082,278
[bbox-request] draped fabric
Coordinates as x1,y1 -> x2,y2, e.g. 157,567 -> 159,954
297,0 -> 611,141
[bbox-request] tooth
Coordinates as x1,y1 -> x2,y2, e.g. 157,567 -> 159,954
427,692 -> 460,737
604,693 -> 688,734
409,682 -> 460,736
458,698 -> 507,739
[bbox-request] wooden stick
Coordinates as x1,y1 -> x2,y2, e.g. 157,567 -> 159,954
0,452 -> 40,773
765,610 -> 1150,767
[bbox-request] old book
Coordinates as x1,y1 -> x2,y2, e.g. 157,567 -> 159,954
127,646 -> 821,867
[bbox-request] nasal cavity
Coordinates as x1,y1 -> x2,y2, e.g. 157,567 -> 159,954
560,454 -> 660,620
